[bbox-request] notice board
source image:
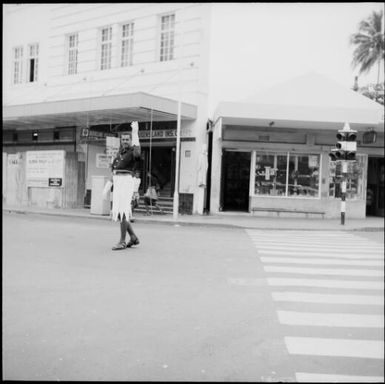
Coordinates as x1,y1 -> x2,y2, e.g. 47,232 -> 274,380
26,150 -> 65,187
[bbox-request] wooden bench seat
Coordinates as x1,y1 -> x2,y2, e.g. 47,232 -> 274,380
251,207 -> 325,219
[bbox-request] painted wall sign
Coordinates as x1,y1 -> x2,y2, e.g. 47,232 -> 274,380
7,154 -> 20,166
138,127 -> 194,139
48,178 -> 62,187
26,150 -> 65,187
139,129 -> 176,139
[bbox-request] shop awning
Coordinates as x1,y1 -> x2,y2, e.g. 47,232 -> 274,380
214,73 -> 384,132
3,92 -> 197,130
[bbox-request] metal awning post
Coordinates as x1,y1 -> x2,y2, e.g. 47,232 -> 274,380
173,16 -> 184,221
173,99 -> 181,220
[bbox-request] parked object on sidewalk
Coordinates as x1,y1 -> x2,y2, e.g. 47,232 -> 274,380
110,121 -> 141,250
91,176 -> 111,215
102,180 -> 113,200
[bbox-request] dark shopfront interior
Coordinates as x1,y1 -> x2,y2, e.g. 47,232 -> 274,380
139,146 -> 175,197
366,157 -> 384,217
221,150 -> 251,212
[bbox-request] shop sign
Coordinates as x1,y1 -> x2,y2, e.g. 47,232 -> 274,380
26,150 -> 65,187
81,128 -> 89,137
139,129 -> 175,139
138,127 -> 194,140
88,130 -> 107,140
81,129 -> 112,142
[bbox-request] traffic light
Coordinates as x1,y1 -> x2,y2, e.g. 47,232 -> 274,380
329,123 -> 357,161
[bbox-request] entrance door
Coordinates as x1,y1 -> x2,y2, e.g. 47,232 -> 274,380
141,147 -> 174,197
367,157 -> 384,217
222,150 -> 251,212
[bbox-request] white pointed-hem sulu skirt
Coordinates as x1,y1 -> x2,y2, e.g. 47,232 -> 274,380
111,174 -> 135,222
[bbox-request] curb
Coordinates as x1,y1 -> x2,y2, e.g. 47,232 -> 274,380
3,208 -> 384,232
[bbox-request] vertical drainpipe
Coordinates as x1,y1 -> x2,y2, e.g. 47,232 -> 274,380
204,120 -> 213,214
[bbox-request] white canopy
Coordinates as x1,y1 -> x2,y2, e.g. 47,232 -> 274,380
214,73 -> 384,132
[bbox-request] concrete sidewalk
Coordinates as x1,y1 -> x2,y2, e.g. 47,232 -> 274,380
3,204 -> 384,232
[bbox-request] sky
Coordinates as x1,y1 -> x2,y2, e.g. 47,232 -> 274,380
208,2 -> 384,113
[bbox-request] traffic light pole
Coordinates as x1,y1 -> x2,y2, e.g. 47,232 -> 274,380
329,123 -> 357,226
340,161 -> 348,225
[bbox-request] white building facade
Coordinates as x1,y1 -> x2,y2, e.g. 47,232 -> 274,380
3,4 -> 384,219
3,3 -> 212,214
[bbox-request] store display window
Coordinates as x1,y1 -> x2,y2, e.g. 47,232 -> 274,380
254,152 -> 320,197
328,154 -> 367,199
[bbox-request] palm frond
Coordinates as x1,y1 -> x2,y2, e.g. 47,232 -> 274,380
350,9 -> 384,76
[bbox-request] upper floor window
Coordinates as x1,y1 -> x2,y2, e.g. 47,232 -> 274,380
160,14 -> 175,62
100,26 -> 112,70
13,46 -> 23,84
27,43 -> 39,82
121,22 -> 134,67
67,33 -> 78,75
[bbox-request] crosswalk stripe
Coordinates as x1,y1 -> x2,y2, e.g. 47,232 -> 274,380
264,265 -> 384,277
246,229 -> 384,379
295,372 -> 384,382
247,234 -> 379,240
246,231 -> 376,238
277,310 -> 383,328
272,292 -> 384,306
246,230 -> 364,237
254,243 -> 382,249
267,277 -> 384,290
249,237 -> 381,244
285,337 -> 384,359
247,234 -> 380,241
246,229 -> 376,237
260,249 -> 383,259
253,243 -> 383,251
260,256 -> 384,267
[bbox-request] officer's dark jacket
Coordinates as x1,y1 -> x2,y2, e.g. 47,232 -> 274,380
111,145 -> 141,172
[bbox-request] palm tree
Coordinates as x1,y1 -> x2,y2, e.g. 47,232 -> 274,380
350,9 -> 384,91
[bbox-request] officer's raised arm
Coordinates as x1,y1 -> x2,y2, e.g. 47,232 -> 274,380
131,121 -> 141,157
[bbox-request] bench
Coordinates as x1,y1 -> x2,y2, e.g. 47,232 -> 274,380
251,207 -> 325,219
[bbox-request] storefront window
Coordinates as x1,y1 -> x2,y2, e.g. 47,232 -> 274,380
276,154 -> 288,196
255,153 -> 275,195
328,154 -> 366,199
289,155 -> 320,197
254,152 -> 320,197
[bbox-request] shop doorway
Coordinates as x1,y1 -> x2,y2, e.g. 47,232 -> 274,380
140,146 -> 175,197
366,157 -> 384,217
222,150 -> 251,212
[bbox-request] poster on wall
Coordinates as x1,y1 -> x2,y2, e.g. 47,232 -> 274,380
26,150 -> 65,187
96,154 -> 111,169
308,155 -> 319,168
106,136 -> 120,164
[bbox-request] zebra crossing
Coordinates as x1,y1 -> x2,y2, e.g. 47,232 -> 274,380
246,230 -> 384,383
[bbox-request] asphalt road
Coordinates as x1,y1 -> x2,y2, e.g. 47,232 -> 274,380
3,212 -> 289,381
3,212 -> 384,381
